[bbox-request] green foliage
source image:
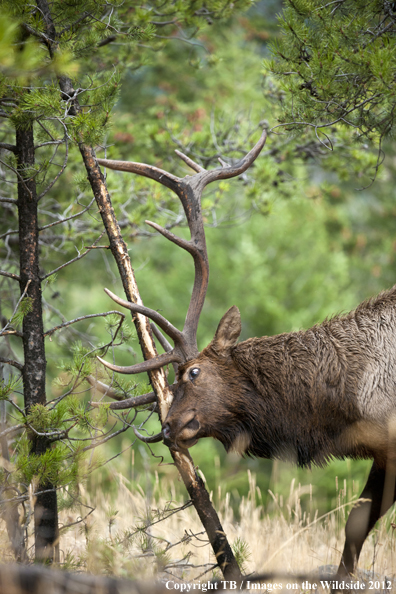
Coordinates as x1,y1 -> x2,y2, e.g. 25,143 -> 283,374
14,434 -> 75,486
268,0 -> 396,151
2,0 -> 396,565
56,342 -> 94,385
0,375 -> 22,400
20,86 -> 63,118
26,403 -> 62,432
0,13 -> 47,80
232,537 -> 251,574
10,296 -> 33,328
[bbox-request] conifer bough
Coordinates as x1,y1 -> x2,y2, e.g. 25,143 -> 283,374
269,0 -> 396,167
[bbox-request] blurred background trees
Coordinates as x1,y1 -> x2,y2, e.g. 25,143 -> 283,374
1,0 -> 396,572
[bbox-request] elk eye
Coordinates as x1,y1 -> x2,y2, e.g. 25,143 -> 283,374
189,368 -> 200,382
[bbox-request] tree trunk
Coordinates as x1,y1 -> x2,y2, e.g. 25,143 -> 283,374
79,145 -> 241,580
16,123 -> 59,562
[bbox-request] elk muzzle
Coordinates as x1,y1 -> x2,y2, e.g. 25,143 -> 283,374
162,415 -> 201,450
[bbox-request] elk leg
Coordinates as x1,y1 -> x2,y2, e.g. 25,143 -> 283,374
337,460 -> 395,578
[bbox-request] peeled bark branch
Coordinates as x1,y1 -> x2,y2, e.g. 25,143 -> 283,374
81,147 -> 241,581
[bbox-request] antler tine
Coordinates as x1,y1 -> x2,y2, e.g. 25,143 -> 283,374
104,288 -> 187,347
151,322 -> 172,353
201,129 -> 267,187
151,322 -> 179,374
97,351 -> 182,375
145,220 -> 197,257
86,375 -> 125,401
90,390 -> 157,410
174,149 -> 205,173
96,158 -> 180,192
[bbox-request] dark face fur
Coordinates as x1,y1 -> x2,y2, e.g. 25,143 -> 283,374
162,306 -> 249,451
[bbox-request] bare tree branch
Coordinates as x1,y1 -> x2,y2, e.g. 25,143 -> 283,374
133,426 -> 162,443
38,196 -> 95,231
0,270 -> 20,281
0,143 -> 16,153
44,310 -> 125,338
41,231 -> 106,280
0,358 -> 23,372
0,197 -> 17,204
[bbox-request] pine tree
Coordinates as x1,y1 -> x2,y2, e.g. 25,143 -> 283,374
268,0 -> 396,168
0,0 -> 252,564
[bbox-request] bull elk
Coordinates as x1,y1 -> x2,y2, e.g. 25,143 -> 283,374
96,130 -> 396,579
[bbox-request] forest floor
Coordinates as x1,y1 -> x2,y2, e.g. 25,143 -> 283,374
0,471 -> 395,592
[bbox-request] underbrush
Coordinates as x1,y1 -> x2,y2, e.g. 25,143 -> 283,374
1,471 -> 394,585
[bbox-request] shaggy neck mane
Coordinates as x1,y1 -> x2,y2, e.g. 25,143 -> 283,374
225,289 -> 396,466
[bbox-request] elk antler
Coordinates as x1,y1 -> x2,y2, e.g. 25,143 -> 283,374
97,129 -> 267,374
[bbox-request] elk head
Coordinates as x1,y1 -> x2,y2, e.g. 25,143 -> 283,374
96,130 -> 267,447
162,305 -> 247,451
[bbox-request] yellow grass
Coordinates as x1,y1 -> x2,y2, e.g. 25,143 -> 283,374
62,470 -> 396,583
0,469 -> 395,590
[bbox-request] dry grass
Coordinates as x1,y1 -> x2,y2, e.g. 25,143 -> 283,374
0,469 -> 395,589
59,470 -> 396,584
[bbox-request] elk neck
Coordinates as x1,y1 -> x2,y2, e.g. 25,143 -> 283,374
231,287 -> 396,467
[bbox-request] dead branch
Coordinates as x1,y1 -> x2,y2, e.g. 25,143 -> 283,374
133,426 -> 162,443
41,231 -> 106,280
0,270 -> 20,281
0,143 -> 16,153
38,196 -> 95,231
44,310 -> 125,338
0,563 -> 168,594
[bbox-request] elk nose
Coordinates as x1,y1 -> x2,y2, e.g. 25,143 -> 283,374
162,423 -> 171,440
185,417 -> 200,432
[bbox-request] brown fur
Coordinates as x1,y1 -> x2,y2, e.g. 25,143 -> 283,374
162,285 -> 396,577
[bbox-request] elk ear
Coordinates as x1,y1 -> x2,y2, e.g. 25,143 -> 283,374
210,306 -> 241,357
